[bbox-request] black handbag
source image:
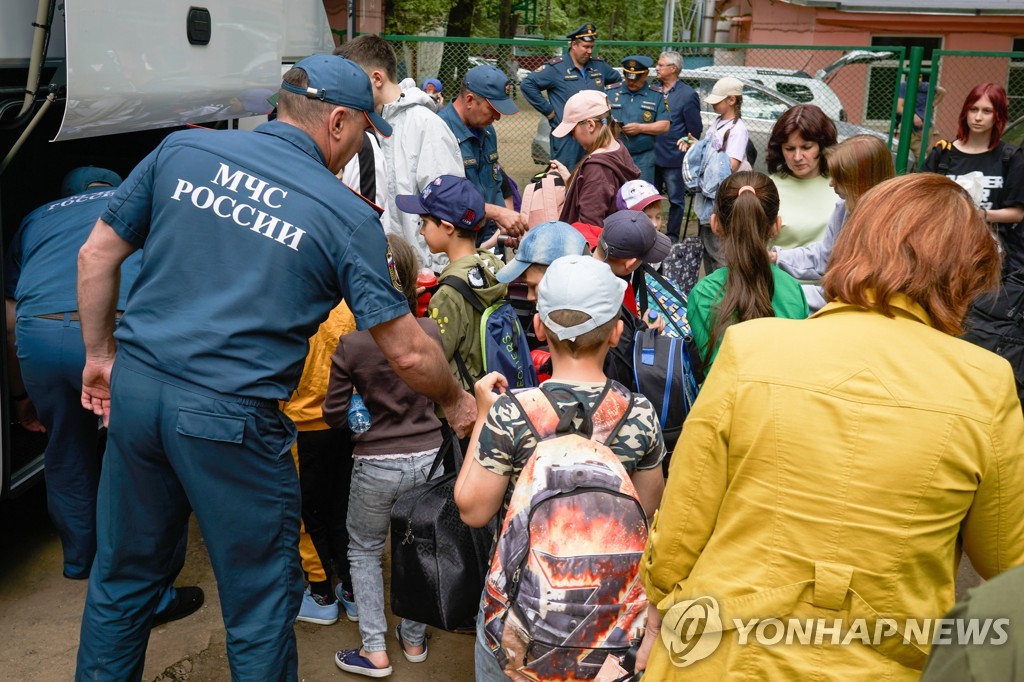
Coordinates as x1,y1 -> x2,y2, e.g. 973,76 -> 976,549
389,429 -> 494,631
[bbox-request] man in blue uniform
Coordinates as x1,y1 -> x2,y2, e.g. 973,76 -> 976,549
5,167 -> 201,621
521,22 -> 621,169
438,64 -> 527,244
74,55 -> 475,681
653,50 -> 703,242
608,55 -> 670,185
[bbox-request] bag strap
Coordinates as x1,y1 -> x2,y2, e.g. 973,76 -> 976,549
452,350 -> 476,388
426,425 -> 462,480
439,275 -> 486,315
933,139 -> 953,175
518,182 -> 535,224
541,173 -> 559,220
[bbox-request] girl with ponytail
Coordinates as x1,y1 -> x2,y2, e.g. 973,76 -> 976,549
687,171 -> 809,371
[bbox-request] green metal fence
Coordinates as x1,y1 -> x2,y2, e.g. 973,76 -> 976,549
382,36 -> 1024,185
384,36 -> 906,190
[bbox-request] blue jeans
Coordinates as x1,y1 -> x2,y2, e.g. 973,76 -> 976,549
76,355 -> 302,681
655,165 -> 687,242
347,454 -> 434,653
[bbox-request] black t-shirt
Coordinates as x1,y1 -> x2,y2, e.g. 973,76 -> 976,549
923,141 -> 1024,271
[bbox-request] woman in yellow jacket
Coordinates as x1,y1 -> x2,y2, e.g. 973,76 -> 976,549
637,173 -> 1024,680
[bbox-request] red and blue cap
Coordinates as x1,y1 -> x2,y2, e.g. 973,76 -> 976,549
281,54 -> 392,137
396,175 -> 487,231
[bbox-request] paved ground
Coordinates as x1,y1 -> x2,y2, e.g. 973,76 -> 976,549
0,484 -> 475,681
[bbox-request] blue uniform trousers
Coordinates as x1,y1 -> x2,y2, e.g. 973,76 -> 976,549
16,315 -> 100,577
655,164 -> 687,242
631,150 -> 656,185
76,356 -> 302,681
551,133 -> 584,170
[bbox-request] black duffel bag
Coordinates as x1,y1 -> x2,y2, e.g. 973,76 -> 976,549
390,429 -> 493,631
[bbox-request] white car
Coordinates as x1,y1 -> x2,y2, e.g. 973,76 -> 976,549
697,50 -> 893,122
531,70 -> 896,172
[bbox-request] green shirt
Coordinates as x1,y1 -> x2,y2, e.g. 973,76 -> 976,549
688,264 -> 809,371
771,173 -> 837,249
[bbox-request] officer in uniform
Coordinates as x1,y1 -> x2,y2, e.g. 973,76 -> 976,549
521,22 -> 621,169
5,167 -> 201,620
608,55 -> 670,185
74,55 -> 474,680
438,64 -> 527,245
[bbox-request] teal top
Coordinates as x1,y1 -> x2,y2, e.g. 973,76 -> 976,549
688,264 -> 809,372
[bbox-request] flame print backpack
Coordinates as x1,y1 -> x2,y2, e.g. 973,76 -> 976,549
481,381 -> 649,680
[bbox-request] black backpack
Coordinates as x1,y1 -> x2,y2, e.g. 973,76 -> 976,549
963,270 -> 1024,412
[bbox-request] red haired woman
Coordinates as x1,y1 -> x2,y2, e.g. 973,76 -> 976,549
923,83 -> 1024,269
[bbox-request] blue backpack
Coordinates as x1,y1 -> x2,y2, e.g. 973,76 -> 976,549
440,276 -> 539,390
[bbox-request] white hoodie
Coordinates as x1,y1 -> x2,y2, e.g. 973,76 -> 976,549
381,81 -> 464,268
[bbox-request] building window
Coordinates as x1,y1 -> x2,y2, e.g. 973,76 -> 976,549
1010,38 -> 1024,122
864,37 -> 943,125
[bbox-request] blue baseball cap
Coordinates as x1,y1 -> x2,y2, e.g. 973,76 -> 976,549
60,167 -> 122,198
463,65 -> 518,116
282,54 -> 392,137
496,221 -> 590,283
423,78 -> 443,93
395,175 -> 487,231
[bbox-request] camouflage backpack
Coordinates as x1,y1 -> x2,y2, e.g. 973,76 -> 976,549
481,381 -> 648,680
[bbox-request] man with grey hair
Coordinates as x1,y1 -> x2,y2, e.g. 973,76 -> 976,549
653,50 -> 702,243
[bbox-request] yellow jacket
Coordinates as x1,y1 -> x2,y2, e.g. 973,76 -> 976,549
641,296 -> 1024,680
280,302 -> 357,430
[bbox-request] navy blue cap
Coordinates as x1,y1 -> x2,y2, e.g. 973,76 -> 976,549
60,167 -> 122,198
621,55 -> 653,79
600,210 -> 671,264
463,65 -> 518,116
395,175 -> 487,231
568,22 -> 597,42
282,54 -> 392,137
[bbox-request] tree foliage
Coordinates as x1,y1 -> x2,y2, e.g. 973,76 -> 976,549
384,0 -> 690,41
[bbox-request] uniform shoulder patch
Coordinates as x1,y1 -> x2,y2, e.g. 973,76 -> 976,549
605,82 -> 623,91
590,56 -> 607,63
546,57 -> 564,66
650,84 -> 664,93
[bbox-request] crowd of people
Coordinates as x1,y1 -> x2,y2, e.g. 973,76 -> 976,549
5,23 -> 1024,682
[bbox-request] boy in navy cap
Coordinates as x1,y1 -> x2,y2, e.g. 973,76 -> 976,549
608,55 -> 670,184
438,64 -> 527,246
397,175 -> 508,391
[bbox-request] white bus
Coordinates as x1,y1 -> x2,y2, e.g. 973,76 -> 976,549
0,0 -> 333,501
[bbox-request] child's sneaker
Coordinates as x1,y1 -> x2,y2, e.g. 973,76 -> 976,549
334,649 -> 392,678
335,582 -> 359,622
296,587 -> 338,626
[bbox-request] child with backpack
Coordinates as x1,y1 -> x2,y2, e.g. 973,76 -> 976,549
687,172 -> 808,374
322,235 -> 442,678
692,76 -> 751,274
398,175 -> 535,393
454,255 -> 666,681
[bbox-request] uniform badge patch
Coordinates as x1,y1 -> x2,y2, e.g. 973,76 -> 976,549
643,110 -> 654,122
385,245 -> 403,291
